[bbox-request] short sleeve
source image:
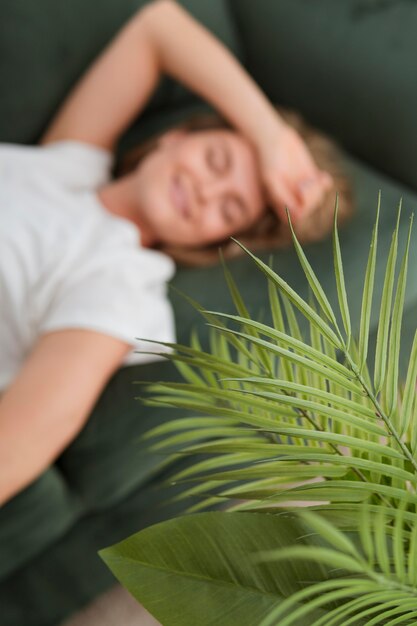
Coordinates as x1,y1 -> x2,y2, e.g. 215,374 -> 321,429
0,140 -> 114,190
37,245 -> 176,366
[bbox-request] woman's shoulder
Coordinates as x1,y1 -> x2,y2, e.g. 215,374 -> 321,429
0,140 -> 114,191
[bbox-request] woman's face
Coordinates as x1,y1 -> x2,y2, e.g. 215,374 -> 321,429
132,128 -> 265,247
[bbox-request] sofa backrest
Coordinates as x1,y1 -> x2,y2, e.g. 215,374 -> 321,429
0,0 -> 242,145
228,0 -> 417,192
4,0 -> 415,192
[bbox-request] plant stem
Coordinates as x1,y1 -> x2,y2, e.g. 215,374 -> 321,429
345,353 -> 417,476
291,401 -> 394,509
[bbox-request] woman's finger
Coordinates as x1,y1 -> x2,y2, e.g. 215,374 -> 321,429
320,170 -> 334,189
296,170 -> 332,215
266,177 -> 302,222
305,185 -> 325,214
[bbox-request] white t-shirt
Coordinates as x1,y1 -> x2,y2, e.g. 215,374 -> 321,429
0,140 -> 176,392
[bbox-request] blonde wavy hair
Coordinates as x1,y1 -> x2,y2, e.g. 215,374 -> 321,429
117,107 -> 353,266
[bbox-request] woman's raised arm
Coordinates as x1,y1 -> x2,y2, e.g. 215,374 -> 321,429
41,0 -> 283,152
41,0 -> 330,216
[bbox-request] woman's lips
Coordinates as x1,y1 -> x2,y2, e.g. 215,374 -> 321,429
171,174 -> 190,220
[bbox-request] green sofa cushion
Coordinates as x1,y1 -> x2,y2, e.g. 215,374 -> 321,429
0,457 -> 214,626
229,0 -> 417,192
57,360 -> 184,511
0,467 -> 82,581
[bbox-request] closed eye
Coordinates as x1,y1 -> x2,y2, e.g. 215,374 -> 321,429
206,143 -> 230,175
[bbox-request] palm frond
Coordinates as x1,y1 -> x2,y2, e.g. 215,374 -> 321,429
358,193 -> 380,370
333,195 -> 352,346
257,509 -> 417,626
383,215 -> 413,416
108,200 -> 417,626
373,202 -> 402,393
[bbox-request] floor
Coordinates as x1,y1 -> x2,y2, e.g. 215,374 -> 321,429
61,585 -> 162,626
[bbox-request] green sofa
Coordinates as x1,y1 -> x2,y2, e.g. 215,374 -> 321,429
1,1 -> 416,624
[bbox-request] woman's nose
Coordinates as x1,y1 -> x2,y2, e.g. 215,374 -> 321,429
198,176 -> 231,203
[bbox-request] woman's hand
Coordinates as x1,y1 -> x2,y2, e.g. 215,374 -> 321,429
259,123 -> 333,224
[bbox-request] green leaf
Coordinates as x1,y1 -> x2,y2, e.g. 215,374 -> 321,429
207,325 -> 362,395
358,194 -> 380,370
308,298 -> 326,401
221,255 -> 274,375
400,329 -> 417,438
172,451 -> 415,487
333,197 -> 351,344
135,339 -> 256,380
167,444 -> 403,486
286,209 -> 339,329
385,214 -> 413,415
150,415 -> 404,462
311,591 -> 398,626
174,359 -> 206,387
268,284 -> 294,382
259,579 -> 376,626
407,515 -> 417,586
412,393 -> 417,457
297,510 -> 362,557
100,512 -> 328,626
225,376 -> 376,421
253,480 -> 417,505
374,202 -> 402,393
359,503 -> 375,565
238,388 -> 386,436
143,416 -> 241,439
209,311 -> 355,380
148,427 -> 262,452
308,503 -> 417,527
230,238 -> 342,348
364,601 -> 417,626
257,546 -> 364,574
168,288 -> 260,366
191,331 -> 217,387
393,500 -> 407,584
374,506 -> 391,576
189,462 -> 348,482
330,595 -> 417,626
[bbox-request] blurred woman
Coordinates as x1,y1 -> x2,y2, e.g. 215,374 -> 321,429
0,0 -> 338,505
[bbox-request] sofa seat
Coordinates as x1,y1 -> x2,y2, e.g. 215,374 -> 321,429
1,1 -> 416,624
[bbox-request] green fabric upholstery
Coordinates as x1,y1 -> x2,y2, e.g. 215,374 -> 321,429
0,0 -> 242,145
0,453 -> 213,626
229,0 -> 417,191
0,0 -> 141,144
1,1 -> 416,625
56,360 -> 184,511
0,468 -> 82,580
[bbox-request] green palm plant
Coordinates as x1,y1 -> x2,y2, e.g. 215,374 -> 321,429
100,197 -> 417,625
